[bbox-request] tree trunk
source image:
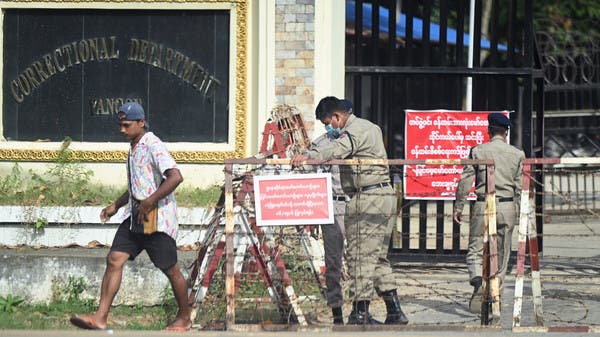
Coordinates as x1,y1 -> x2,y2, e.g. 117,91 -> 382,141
480,0 -> 492,64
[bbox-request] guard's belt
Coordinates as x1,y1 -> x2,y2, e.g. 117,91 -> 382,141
359,182 -> 391,192
476,196 -> 514,202
333,195 -> 347,201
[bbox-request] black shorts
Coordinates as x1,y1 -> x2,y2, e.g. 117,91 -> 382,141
110,218 -> 178,270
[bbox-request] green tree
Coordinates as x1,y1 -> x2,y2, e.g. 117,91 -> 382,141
533,0 -> 600,34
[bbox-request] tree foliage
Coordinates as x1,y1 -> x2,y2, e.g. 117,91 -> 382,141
533,0 -> 600,34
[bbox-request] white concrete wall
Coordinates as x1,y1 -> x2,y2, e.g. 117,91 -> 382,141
314,0 -> 346,102
0,247 -> 197,305
0,206 -> 214,247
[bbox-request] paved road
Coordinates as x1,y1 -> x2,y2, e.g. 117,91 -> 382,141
3,259 -> 598,337
0,328 -> 598,337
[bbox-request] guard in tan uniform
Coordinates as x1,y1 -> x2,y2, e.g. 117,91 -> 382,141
311,129 -> 347,324
453,113 -> 525,314
292,96 -> 408,325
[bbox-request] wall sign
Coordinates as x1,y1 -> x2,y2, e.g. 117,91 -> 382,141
253,173 -> 334,226
404,110 -> 510,200
3,9 -> 230,144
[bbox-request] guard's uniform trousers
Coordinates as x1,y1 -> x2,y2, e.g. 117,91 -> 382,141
322,199 -> 346,307
311,133 -> 347,308
454,135 -> 525,283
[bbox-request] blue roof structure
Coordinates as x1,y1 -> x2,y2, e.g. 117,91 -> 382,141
346,1 -> 507,51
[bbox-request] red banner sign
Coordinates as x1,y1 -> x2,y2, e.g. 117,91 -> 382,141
404,110 -> 509,199
253,173 -> 334,226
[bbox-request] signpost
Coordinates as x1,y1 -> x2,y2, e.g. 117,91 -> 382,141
404,110 -> 510,199
253,173 -> 334,226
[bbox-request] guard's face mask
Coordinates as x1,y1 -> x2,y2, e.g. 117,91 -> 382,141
325,123 -> 341,138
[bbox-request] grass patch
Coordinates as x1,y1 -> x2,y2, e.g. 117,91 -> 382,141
0,301 -> 176,330
0,139 -> 222,208
0,162 -> 122,207
0,276 -> 179,330
0,164 -> 221,208
174,185 -> 222,208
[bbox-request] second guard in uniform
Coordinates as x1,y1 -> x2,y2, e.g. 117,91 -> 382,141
311,127 -> 347,324
453,113 -> 525,313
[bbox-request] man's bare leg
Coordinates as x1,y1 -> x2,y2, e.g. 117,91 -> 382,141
164,262 -> 192,330
71,251 -> 129,330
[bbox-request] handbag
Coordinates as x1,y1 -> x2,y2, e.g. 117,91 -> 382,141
131,198 -> 158,234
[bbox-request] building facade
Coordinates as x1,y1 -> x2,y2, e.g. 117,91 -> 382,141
0,0 -> 345,187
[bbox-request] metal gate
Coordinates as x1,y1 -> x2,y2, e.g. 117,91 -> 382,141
344,0 -> 545,256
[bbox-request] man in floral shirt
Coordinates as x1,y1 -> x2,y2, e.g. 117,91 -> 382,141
70,102 -> 191,331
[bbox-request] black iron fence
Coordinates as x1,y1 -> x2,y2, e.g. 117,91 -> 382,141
543,165 -> 600,215
345,0 -> 544,256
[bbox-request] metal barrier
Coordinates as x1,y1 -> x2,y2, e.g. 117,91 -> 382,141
512,157 -> 600,332
217,157 -> 499,329
183,157 -> 600,331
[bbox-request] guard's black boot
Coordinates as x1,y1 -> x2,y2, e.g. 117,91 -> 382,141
381,289 -> 409,325
469,276 -> 483,314
347,301 -> 383,325
332,307 -> 343,325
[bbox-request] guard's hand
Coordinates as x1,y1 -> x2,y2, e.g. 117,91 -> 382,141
137,199 -> 156,225
290,154 -> 308,167
453,211 -> 463,224
100,203 -> 118,223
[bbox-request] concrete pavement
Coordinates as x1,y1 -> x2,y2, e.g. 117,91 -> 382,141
1,216 -> 599,335
0,327 -> 598,337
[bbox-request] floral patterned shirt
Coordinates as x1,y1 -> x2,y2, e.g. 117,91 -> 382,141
125,132 -> 179,239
